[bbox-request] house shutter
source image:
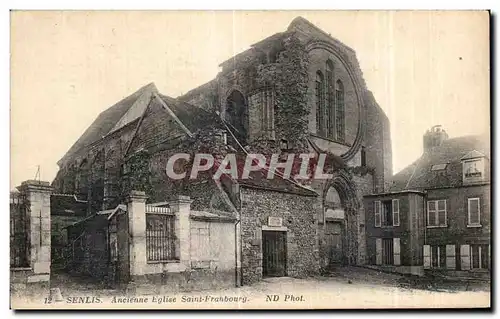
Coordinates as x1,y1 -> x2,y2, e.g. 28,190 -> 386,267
423,245 -> 431,269
460,244 -> 471,270
374,201 -> 381,228
393,238 -> 401,266
375,238 -> 382,265
392,199 -> 400,226
446,245 -> 456,269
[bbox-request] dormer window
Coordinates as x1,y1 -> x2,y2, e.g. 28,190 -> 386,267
464,160 -> 483,178
461,150 -> 486,183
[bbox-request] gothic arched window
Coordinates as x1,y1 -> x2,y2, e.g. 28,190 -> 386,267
326,60 -> 335,138
335,80 -> 345,142
226,90 -> 248,144
315,71 -> 325,136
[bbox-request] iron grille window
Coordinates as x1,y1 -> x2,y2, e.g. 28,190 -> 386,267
146,213 -> 176,261
10,193 -> 29,268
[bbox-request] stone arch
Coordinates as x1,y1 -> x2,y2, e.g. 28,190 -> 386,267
305,40 -> 366,162
225,89 -> 249,144
322,171 -> 360,266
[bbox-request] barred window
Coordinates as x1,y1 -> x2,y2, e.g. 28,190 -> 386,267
146,214 -> 176,261
326,60 -> 335,139
315,71 -> 325,136
10,193 -> 29,268
335,80 -> 345,142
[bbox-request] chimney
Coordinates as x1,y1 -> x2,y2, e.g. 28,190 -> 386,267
423,125 -> 449,152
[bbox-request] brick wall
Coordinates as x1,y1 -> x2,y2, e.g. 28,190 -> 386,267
364,90 -> 391,193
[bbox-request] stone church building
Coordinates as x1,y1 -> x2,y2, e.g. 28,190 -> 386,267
51,17 -> 392,286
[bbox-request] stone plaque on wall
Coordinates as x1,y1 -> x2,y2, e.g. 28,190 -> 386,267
267,216 -> 283,227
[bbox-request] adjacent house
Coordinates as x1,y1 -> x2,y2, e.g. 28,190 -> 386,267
364,125 -> 490,276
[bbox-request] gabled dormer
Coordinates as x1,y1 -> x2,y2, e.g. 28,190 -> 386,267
461,150 -> 487,184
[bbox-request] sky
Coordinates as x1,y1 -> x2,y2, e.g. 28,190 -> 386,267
10,11 -> 490,188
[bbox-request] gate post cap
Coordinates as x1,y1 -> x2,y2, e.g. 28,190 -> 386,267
18,180 -> 53,193
126,190 -> 148,203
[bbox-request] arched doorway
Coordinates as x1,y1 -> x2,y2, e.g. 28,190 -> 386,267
322,173 -> 359,268
225,90 -> 248,144
324,187 -> 346,266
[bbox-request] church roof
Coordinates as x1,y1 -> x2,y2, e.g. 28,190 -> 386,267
59,83 -> 157,165
58,83 -> 220,165
389,134 -> 490,192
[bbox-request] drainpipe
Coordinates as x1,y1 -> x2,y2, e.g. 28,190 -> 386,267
234,218 -> 241,287
423,191 -> 427,245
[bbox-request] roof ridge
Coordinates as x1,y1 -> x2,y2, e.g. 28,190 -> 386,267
58,82 -> 159,165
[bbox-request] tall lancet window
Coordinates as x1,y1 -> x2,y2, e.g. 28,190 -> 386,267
335,80 -> 345,142
326,60 -> 335,139
315,71 -> 325,136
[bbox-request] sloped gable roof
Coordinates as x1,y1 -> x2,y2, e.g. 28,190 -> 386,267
390,134 -> 490,191
59,83 -> 157,165
461,149 -> 486,160
110,83 -> 158,134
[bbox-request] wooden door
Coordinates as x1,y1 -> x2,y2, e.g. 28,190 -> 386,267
325,221 -> 343,265
262,231 -> 287,277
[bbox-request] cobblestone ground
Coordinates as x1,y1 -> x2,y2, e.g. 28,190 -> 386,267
19,267 -> 489,309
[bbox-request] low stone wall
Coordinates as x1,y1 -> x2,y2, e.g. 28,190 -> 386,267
363,264 -> 424,277
127,268 -> 235,294
11,269 -> 50,300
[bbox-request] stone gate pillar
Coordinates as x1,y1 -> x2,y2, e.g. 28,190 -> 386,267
18,180 -> 53,277
169,195 -> 192,268
126,190 -> 148,278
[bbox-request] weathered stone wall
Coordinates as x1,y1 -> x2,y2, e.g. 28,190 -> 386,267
364,90 -> 391,193
178,80 -> 218,112
351,173 -> 374,265
306,47 -> 359,144
239,187 -> 319,285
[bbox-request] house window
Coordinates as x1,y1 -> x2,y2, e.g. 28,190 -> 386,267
471,244 -> 489,269
382,238 -> 394,265
463,159 -> 483,178
326,60 -> 335,139
427,199 -> 447,227
430,245 -> 447,268
382,200 -> 393,226
467,198 -> 481,226
146,213 -> 176,262
374,199 -> 399,227
335,80 -> 345,142
315,71 -> 325,136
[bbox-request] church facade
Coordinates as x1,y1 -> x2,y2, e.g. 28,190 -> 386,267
52,17 -> 392,285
